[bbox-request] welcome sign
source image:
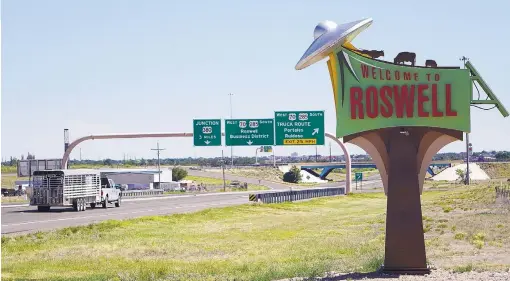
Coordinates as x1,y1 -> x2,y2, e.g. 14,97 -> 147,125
327,48 -> 472,137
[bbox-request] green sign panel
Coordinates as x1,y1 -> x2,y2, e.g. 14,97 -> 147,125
355,172 -> 363,181
328,47 -> 472,137
225,119 -> 274,146
193,119 -> 221,146
274,111 -> 325,145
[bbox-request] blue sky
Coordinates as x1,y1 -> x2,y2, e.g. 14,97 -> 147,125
2,0 -> 510,161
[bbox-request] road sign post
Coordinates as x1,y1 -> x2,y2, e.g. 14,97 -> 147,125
225,119 -> 275,146
193,119 -> 222,146
355,172 -> 363,190
275,111 -> 325,145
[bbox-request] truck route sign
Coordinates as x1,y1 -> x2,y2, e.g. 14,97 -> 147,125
274,111 -> 325,145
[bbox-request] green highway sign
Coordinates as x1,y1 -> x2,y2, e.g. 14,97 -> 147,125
193,119 -> 222,146
274,111 -> 325,145
355,172 -> 363,182
225,119 -> 275,146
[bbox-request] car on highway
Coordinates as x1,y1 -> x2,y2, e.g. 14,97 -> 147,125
29,169 -> 122,212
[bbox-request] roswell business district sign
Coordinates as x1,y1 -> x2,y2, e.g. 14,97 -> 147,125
328,47 -> 471,137
193,119 -> 222,146
225,119 -> 274,146
275,111 -> 325,145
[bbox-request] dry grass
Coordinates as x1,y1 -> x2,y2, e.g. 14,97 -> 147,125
2,183 -> 509,280
227,167 -> 285,182
1,196 -> 28,204
422,182 -> 510,271
479,163 -> 510,179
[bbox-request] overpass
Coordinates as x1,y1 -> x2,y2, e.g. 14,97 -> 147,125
297,161 -> 452,180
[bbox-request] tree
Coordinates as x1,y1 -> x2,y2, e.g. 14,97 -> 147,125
455,168 -> 471,184
283,165 -> 302,183
27,153 -> 35,160
103,158 -> 113,166
172,167 -> 188,181
495,151 -> 510,161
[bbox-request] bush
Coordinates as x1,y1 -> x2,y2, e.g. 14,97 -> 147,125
172,167 -> 188,181
282,165 -> 302,183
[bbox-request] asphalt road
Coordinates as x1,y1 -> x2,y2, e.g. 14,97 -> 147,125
1,192 -> 250,235
1,171 -> 382,235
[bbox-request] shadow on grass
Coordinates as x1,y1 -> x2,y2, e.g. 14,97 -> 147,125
311,271 -> 401,280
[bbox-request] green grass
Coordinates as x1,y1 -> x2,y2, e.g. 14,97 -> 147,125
2,183 -> 509,280
183,175 -> 269,191
1,175 -> 29,188
1,165 -> 17,173
2,193 -> 387,281
184,175 -> 230,185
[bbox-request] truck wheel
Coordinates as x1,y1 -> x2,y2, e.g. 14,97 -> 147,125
90,203 -> 96,209
102,196 -> 108,208
115,197 -> 121,207
81,198 -> 86,211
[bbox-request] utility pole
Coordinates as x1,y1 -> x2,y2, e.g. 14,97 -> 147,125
221,150 -> 227,192
315,146 -> 318,162
64,129 -> 70,169
79,148 -> 82,161
460,55 -> 470,185
229,93 -> 234,167
151,142 -> 166,188
329,142 -> 332,162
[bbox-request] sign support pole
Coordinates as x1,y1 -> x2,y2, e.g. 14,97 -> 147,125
465,133 -> 470,185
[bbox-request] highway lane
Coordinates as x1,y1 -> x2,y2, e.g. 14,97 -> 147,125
1,193 -> 249,235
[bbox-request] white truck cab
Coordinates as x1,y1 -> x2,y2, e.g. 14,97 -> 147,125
99,177 -> 122,208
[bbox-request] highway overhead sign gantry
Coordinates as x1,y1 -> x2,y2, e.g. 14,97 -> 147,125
193,119 -> 222,146
275,111 -> 325,145
225,119 -> 275,146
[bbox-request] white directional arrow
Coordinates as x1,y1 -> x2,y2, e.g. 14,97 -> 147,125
204,140 -> 211,145
247,140 -> 253,145
312,128 -> 319,135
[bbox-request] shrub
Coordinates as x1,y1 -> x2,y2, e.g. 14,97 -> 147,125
172,167 -> 188,181
454,232 -> 466,240
283,166 -> 302,183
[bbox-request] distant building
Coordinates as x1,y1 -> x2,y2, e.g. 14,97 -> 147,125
98,168 -> 174,190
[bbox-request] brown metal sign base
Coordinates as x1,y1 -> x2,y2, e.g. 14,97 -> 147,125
344,127 -> 463,272
381,266 -> 431,275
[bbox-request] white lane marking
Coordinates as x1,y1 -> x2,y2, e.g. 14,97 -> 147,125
1,204 -> 29,208
1,201 -> 239,228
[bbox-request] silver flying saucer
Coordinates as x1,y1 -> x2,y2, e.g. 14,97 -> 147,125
295,18 -> 373,70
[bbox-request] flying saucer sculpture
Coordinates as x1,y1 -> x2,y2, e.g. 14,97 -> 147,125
295,18 -> 373,70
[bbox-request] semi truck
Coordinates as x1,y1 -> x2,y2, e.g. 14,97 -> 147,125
30,169 -> 122,212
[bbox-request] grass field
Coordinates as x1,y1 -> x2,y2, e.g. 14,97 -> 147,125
1,174 -> 29,189
184,175 -> 269,191
479,162 -> 510,179
2,182 -> 509,281
225,167 -> 322,187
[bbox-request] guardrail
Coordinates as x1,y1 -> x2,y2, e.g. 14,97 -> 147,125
122,189 -> 164,198
249,187 -> 345,203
